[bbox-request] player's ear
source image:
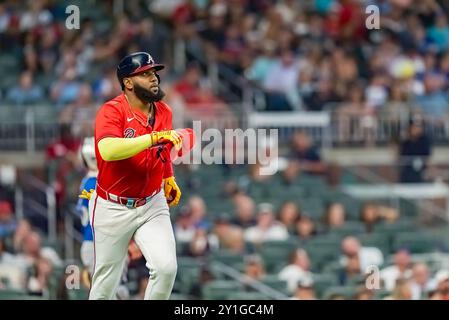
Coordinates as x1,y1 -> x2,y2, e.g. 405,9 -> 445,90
124,77 -> 133,90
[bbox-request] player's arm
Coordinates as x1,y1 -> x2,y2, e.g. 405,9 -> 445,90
98,131 -> 182,161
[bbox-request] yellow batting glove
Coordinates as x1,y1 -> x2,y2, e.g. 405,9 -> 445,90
149,130 -> 182,151
163,176 -> 181,207
79,189 -> 95,200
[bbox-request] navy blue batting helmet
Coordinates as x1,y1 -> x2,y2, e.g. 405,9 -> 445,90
117,52 -> 165,90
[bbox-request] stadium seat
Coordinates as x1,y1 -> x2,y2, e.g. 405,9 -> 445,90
201,280 -> 243,300
312,273 -> 339,299
327,221 -> 366,237
323,286 -> 357,300
261,274 -> 288,294
304,237 -> 342,272
228,291 -> 271,300
211,250 -> 244,268
374,219 -> 417,236
259,239 -> 299,273
358,232 -> 391,255
68,287 -> 89,300
392,232 -> 441,254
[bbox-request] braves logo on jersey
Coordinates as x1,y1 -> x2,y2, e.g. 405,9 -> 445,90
124,128 -> 136,138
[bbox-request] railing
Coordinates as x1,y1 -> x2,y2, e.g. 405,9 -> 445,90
16,174 -> 57,242
341,162 -> 449,223
1,104 -> 449,152
64,205 -> 83,261
211,261 -> 289,300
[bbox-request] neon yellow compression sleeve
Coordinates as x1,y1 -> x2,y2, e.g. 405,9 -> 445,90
97,135 -> 152,161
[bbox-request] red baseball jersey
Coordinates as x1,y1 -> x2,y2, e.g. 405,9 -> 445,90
94,93 -> 174,198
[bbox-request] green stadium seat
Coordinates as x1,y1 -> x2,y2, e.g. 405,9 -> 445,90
358,232 -> 391,254
323,286 -> 357,300
228,291 -> 271,300
327,221 -> 366,237
201,280 -> 243,300
392,232 -> 441,254
304,237 -> 341,272
211,250 -> 244,268
312,273 -> 339,299
374,219 -> 417,235
170,292 -> 189,300
259,239 -> 299,273
261,275 -> 288,294
0,288 -> 29,300
68,287 -> 89,300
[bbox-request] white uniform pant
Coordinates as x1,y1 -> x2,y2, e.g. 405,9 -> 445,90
88,190 -> 177,300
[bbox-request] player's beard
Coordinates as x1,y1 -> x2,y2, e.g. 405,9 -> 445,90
133,82 -> 165,103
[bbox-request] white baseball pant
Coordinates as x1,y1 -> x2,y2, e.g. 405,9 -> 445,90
88,189 -> 177,300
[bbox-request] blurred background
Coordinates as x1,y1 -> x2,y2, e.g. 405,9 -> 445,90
1,0 -> 449,300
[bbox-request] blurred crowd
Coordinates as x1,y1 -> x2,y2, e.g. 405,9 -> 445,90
166,0 -> 449,118
169,183 -> 449,300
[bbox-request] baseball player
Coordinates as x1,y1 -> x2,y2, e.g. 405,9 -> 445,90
87,52 -> 183,300
76,137 -> 97,282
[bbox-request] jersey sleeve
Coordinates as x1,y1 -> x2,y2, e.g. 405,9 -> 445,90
95,103 -> 123,142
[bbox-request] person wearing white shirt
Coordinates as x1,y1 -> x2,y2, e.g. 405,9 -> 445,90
340,236 -> 384,273
244,203 -> 289,245
409,262 -> 437,300
278,248 -> 314,294
380,249 -> 413,292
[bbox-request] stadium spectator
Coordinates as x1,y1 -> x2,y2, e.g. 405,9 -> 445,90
50,68 -> 83,109
210,214 -> 246,254
409,262 -> 437,300
339,236 -> 384,274
338,255 -> 361,286
244,203 -> 289,245
188,228 -> 211,257
353,287 -> 374,300
277,201 -> 301,234
294,214 -> 317,242
187,196 -> 211,230
16,231 -> 61,270
5,70 -> 44,105
0,201 -> 16,238
359,202 -> 400,233
290,277 -> 316,300
26,255 -> 53,296
231,193 -> 256,228
414,73 -> 449,118
0,237 -> 27,290
322,202 -> 346,232
283,132 -> 327,183
430,269 -> 449,300
173,206 -> 196,243
278,248 -> 313,294
380,249 -> 413,291
262,50 -> 301,111
398,117 -> 433,183
243,254 -> 266,288
384,278 -> 413,300
12,219 -> 32,253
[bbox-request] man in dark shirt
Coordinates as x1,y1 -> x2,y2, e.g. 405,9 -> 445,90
399,118 -> 432,183
283,132 -> 330,184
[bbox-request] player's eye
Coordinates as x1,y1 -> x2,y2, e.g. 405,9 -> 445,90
141,71 -> 155,78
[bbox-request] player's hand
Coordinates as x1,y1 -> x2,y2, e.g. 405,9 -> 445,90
163,176 -> 181,207
149,130 -> 182,151
79,189 -> 95,200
